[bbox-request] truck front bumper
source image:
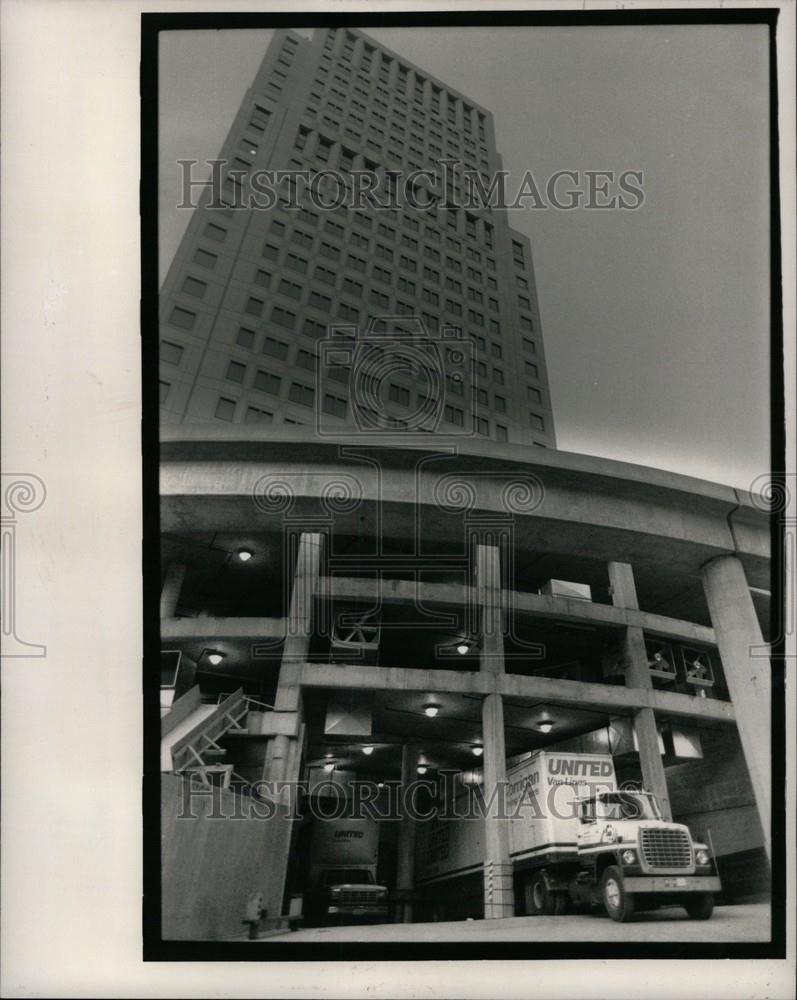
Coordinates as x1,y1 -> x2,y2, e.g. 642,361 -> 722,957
623,875 -> 721,894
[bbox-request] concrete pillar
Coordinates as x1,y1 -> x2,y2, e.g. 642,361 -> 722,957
264,532 -> 322,781
396,743 -> 419,922
607,561 -> 672,820
701,554 -> 771,859
352,35 -> 365,68
160,562 -> 186,619
481,692 -> 514,918
476,541 -> 514,917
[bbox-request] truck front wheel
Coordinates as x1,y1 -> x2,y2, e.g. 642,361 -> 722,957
601,866 -> 636,922
684,893 -> 714,920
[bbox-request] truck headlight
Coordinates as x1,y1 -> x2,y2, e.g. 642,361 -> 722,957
695,849 -> 710,866
621,849 -> 637,866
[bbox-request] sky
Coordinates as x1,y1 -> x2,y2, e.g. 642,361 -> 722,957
159,24 -> 772,490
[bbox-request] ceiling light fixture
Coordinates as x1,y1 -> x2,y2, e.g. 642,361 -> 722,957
323,762 -> 335,773
417,765 -> 428,775
424,702 -> 440,718
237,548 -> 254,562
362,745 -> 374,756
206,650 -> 224,666
537,719 -> 555,734
472,745 -> 484,757
456,641 -> 471,656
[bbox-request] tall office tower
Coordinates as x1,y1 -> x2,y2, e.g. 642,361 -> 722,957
159,26 -> 556,446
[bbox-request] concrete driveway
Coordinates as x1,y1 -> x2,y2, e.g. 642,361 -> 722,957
269,902 -> 770,943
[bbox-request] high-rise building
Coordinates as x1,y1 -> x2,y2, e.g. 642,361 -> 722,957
159,26 -> 556,447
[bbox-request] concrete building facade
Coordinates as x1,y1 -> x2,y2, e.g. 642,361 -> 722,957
157,28 -> 772,938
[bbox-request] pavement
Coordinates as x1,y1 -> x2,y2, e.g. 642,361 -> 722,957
267,902 -> 770,943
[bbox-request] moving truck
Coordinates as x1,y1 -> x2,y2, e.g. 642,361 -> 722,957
416,751 -> 721,922
305,817 -> 389,925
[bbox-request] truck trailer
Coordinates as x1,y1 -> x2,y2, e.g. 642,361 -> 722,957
416,750 -> 721,922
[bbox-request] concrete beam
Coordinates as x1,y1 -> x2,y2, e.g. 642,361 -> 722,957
295,662 -> 736,724
318,577 -> 717,646
161,616 -> 286,640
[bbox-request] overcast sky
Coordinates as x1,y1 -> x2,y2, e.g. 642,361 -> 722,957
159,24 -> 771,491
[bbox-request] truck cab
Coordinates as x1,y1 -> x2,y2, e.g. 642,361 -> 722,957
315,867 -> 389,924
575,790 -> 721,921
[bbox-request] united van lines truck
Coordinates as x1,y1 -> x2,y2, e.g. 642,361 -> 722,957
416,751 -> 721,922
305,817 -> 389,925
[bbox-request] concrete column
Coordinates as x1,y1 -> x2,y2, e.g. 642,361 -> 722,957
264,532 -> 322,782
608,561 -> 672,820
396,743 -> 419,922
476,541 -> 514,918
701,554 -> 771,859
160,562 -> 186,619
481,692 -> 514,918
387,57 -> 398,89
303,129 -> 320,161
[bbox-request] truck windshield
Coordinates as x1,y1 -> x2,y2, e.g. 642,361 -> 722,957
322,869 -> 374,885
596,792 -> 660,820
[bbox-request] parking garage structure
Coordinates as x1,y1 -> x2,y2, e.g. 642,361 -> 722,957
159,424 -> 772,936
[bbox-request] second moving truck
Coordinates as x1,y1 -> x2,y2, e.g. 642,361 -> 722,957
416,750 -> 721,921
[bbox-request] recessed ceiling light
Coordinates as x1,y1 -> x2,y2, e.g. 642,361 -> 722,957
362,745 -> 374,755
237,548 -> 254,562
206,650 -> 224,666
456,642 -> 470,656
424,702 -> 440,718
472,745 -> 484,757
537,719 -> 554,734
417,765 -> 428,775
323,762 -> 335,772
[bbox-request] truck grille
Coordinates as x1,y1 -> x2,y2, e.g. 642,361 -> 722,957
339,890 -> 381,907
640,828 -> 693,870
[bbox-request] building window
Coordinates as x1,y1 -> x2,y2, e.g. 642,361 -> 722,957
530,413 -> 545,431
319,241 -> 340,261
276,278 -> 301,300
236,326 -> 256,350
476,417 -> 489,436
346,253 -> 366,273
308,291 -> 332,311
296,348 -> 316,371
494,395 -> 506,413
159,381 -> 171,403
262,335 -> 289,360
285,252 -> 308,274
323,393 -> 347,418
203,222 -> 227,242
338,303 -> 360,322
527,386 -> 542,405
525,361 -> 539,379
388,384 -> 410,406
314,264 -> 337,286
271,305 -> 296,330
254,269 -> 272,288
215,397 -> 236,421
226,360 -> 246,383
303,317 -> 326,339
343,277 -> 363,297
444,404 -> 464,427
496,424 -> 508,442
169,305 -> 197,331
254,370 -> 281,395
192,248 -> 218,270
520,315 -> 534,332
493,368 -> 504,385
245,296 -> 264,317
262,242 -> 280,261
523,338 -> 536,354
289,382 -> 315,407
491,342 -> 503,359
181,275 -> 207,299
160,340 -> 184,366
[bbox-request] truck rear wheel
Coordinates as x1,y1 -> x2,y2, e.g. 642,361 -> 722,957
527,872 -> 557,915
601,866 -> 636,922
684,893 -> 714,920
